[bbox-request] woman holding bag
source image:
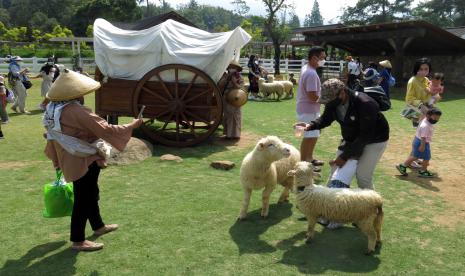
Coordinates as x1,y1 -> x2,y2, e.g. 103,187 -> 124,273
43,69 -> 143,251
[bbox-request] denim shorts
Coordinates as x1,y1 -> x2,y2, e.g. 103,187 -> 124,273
411,137 -> 431,160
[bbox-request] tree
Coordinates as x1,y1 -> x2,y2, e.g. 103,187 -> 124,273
288,12 -> 300,28
413,0 -> 465,27
231,0 -> 250,15
341,0 -> 413,25
29,12 -> 59,32
304,0 -> 323,27
70,0 -> 142,36
260,0 -> 291,75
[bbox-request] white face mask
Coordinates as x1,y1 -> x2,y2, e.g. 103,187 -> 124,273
318,59 -> 326,67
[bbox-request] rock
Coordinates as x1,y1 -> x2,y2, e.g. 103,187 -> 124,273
210,160 -> 235,170
160,154 -> 183,163
107,138 -> 153,166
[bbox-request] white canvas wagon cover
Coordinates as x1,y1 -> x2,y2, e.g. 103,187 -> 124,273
93,18 -> 251,83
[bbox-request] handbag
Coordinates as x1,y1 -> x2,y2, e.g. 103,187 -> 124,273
400,104 -> 421,120
6,89 -> 15,103
22,80 -> 33,89
388,74 -> 396,87
43,170 -> 74,218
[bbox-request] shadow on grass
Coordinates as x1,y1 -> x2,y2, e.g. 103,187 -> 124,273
229,203 -> 293,255
278,228 -> 381,274
394,175 -> 442,192
0,241 -> 79,276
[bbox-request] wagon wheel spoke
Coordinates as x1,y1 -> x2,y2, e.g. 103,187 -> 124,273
153,108 -> 172,119
141,86 -> 169,103
161,110 -> 175,131
175,68 -> 179,99
154,73 -> 174,100
185,105 -> 214,109
179,74 -> 199,101
184,89 -> 211,104
184,109 -> 211,126
180,112 -> 197,137
175,113 -> 180,142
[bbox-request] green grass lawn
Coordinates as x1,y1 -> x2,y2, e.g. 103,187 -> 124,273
1,80 -> 464,275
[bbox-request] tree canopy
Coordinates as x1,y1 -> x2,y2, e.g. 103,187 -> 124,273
304,0 -> 324,27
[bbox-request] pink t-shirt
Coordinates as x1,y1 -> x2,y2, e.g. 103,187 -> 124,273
415,118 -> 434,143
296,65 -> 321,114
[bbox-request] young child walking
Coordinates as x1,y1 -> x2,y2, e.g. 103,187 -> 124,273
396,107 -> 442,178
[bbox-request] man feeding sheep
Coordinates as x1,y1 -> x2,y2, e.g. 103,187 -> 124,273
295,78 -> 389,191
296,46 -> 326,172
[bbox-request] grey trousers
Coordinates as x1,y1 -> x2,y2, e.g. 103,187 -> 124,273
11,80 -> 27,112
327,141 -> 388,190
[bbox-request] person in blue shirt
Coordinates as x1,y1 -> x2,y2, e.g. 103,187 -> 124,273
8,56 -> 30,114
378,60 -> 393,99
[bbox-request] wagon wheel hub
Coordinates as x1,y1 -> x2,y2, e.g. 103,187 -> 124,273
168,99 -> 185,112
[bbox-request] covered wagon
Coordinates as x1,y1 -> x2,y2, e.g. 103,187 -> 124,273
93,18 -> 251,146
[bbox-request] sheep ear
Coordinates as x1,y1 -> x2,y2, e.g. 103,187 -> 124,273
257,142 -> 265,150
287,170 -> 296,177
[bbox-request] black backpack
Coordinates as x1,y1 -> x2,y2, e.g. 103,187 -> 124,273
356,87 -> 391,111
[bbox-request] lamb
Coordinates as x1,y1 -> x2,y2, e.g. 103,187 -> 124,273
267,75 -> 294,99
238,136 -> 300,220
258,78 -> 284,100
288,161 -> 384,254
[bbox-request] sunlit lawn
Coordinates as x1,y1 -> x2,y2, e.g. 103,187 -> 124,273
1,79 -> 464,275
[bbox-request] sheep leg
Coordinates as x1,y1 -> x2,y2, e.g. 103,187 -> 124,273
238,188 -> 252,220
277,186 -> 290,203
261,186 -> 273,218
305,216 -> 317,243
358,219 -> 378,254
374,207 -> 384,245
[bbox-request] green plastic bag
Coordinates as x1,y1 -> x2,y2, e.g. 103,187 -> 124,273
43,170 -> 74,218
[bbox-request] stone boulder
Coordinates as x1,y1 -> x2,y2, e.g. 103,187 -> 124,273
107,138 -> 153,165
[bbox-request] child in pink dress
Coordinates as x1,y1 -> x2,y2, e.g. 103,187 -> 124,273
428,73 -> 444,106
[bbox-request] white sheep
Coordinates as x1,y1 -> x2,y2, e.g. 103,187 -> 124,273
238,136 -> 300,220
258,78 -> 284,100
267,75 -> 294,99
288,161 -> 384,254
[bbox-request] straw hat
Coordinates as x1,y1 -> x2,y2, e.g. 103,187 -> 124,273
228,60 -> 242,71
379,60 -> 392,69
10,56 -> 23,62
46,69 -> 101,101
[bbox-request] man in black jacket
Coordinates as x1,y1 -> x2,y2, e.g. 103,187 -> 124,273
296,78 -> 389,190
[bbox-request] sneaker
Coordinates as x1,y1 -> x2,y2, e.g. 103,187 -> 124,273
396,164 -> 408,176
1,120 -> 8,124
326,222 -> 343,229
21,110 -> 31,115
409,161 -> 422,170
418,170 -> 434,178
0,131 -> 4,139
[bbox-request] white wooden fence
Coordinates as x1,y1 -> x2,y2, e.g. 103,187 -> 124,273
238,58 -> 345,78
0,57 -> 96,74
0,57 -> 345,79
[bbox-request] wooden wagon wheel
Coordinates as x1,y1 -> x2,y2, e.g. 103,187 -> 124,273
133,64 -> 223,147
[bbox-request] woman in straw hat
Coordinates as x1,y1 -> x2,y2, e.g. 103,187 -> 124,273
221,60 -> 245,139
378,60 -> 393,98
43,69 -> 143,251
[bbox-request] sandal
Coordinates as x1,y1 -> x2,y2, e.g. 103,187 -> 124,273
418,170 -> 434,178
396,164 -> 408,176
71,240 -> 104,252
94,224 -> 119,237
311,159 -> 324,166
